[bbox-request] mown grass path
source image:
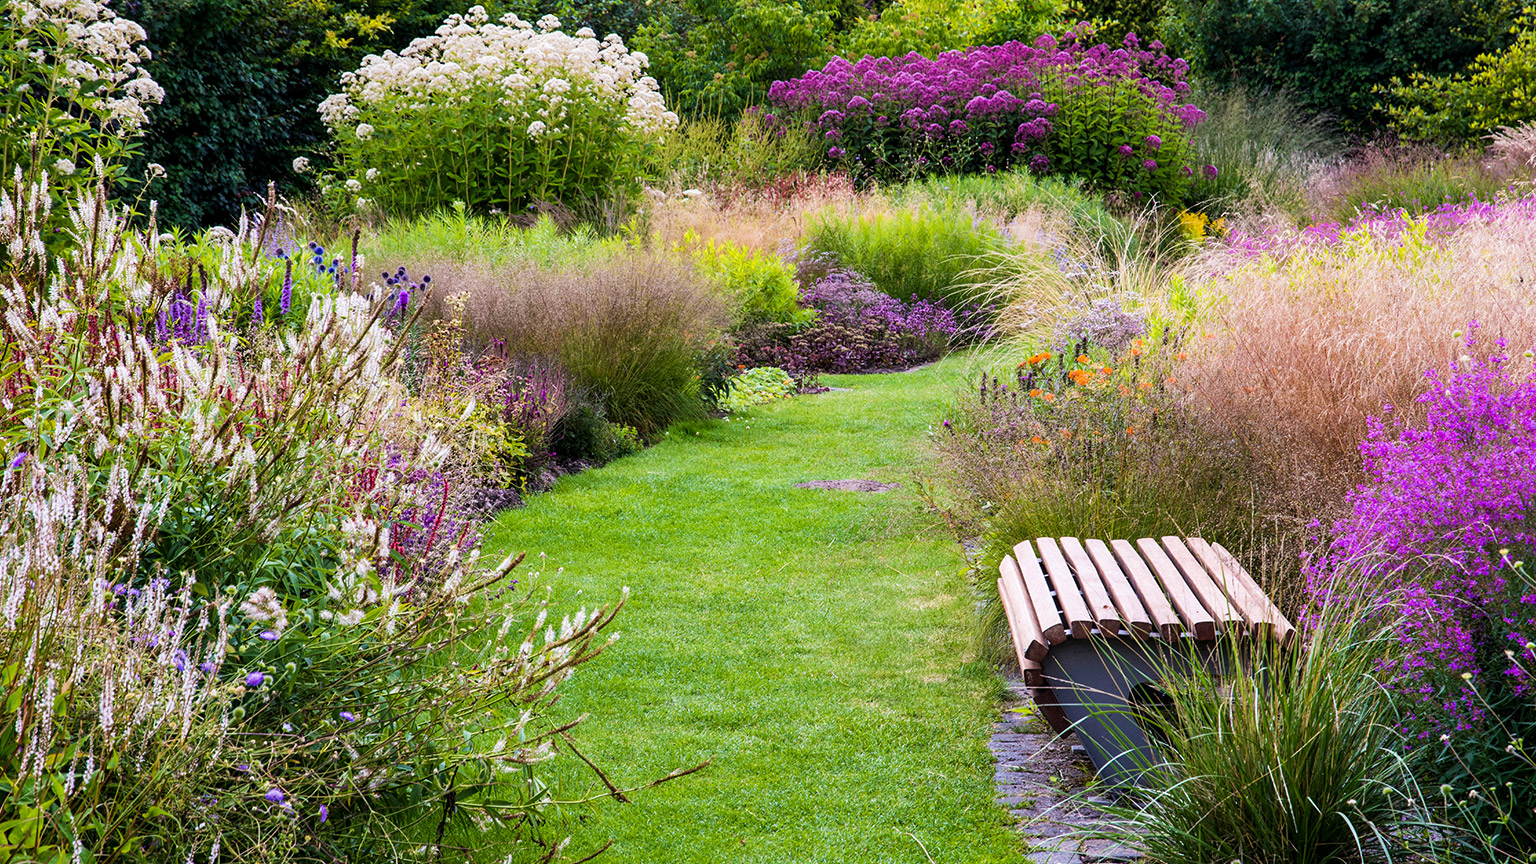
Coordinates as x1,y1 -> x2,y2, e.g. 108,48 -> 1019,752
480,354 -> 1023,863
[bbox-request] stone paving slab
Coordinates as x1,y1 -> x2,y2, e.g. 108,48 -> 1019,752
991,680 -> 1143,862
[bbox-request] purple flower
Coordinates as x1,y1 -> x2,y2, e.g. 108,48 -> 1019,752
1143,158 -> 1158,171
7,453 -> 24,470
319,804 -> 328,823
1181,165 -> 1193,177
258,630 -> 278,641
1203,164 -> 1218,177
265,788 -> 284,804
252,296 -> 263,326
280,258 -> 293,315
1118,144 -> 1134,157
339,711 -> 356,722
246,671 -> 265,688
1029,154 -> 1050,172
827,146 -> 846,159
1144,134 -> 1161,150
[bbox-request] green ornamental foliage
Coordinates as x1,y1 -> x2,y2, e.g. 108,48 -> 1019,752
1385,8 -> 1536,142
719,366 -> 797,411
688,236 -> 808,325
319,6 -> 678,218
1162,0 -> 1518,130
838,0 -> 1063,60
633,0 -> 838,118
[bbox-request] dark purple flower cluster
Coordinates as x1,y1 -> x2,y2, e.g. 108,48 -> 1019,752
736,270 -> 958,374
764,28 -> 1209,198
1309,328 -> 1536,736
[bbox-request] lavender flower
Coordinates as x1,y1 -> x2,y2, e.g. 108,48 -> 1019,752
319,804 -> 328,823
258,630 -> 278,641
265,788 -> 284,804
339,711 -> 355,722
280,258 -> 293,315
246,671 -> 265,688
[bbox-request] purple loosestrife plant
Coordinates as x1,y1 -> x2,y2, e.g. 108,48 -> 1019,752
1225,192 -> 1536,259
1309,332 -> 1536,736
765,28 -> 1206,199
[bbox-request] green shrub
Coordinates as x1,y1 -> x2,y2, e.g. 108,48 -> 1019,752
320,8 -> 677,219
1162,0 -> 1515,131
689,236 -> 807,324
1384,8 -> 1536,143
837,0 -> 1061,59
632,0 -> 840,118
553,400 -> 645,463
719,366 -> 797,411
801,206 -> 1005,309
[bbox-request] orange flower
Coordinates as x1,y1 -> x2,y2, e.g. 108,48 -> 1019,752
1030,435 -> 1047,445
1176,352 -> 1188,361
1125,426 -> 1137,435
1068,369 -> 1092,385
1027,351 -> 1052,366
1138,381 -> 1153,391
1076,354 -> 1090,364
1059,428 -> 1073,439
1041,392 -> 1056,402
1099,366 -> 1113,376
1029,388 -> 1044,398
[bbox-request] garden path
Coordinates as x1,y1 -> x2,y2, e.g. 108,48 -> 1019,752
479,353 -> 1026,863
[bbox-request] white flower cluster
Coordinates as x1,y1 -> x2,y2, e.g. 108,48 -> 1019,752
318,5 -> 677,137
7,0 -> 165,131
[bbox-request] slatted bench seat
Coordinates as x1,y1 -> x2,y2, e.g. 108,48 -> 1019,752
997,535 -> 1294,788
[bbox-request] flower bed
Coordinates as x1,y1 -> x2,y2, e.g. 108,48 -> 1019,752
764,30 -> 1209,199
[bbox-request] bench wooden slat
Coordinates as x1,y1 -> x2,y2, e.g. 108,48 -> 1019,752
1079,538 -> 1154,638
1135,538 -> 1217,640
1032,686 -> 1072,733
1022,656 -> 1046,688
1183,537 -> 1272,641
998,564 -> 1048,663
1211,540 -> 1297,648
1011,542 -> 1067,646
1161,536 -> 1245,633
1108,539 -> 1184,640
1054,537 -> 1121,636
1034,538 -> 1095,639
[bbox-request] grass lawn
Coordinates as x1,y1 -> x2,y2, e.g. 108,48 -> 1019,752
478,352 -> 1024,863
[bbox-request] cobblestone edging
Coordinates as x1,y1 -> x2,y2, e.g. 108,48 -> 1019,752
989,681 -> 1142,863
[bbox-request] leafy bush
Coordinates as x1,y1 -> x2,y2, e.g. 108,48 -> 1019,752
837,0 -> 1062,60
801,205 -> 1004,308
320,6 -> 678,218
1,0 -> 163,219
765,30 -> 1210,201
1161,0 -> 1514,131
1385,9 -> 1536,142
689,236 -> 806,324
735,268 -> 958,373
632,0 -> 840,118
0,173 -> 653,859
719,366 -> 797,411
552,400 -> 645,463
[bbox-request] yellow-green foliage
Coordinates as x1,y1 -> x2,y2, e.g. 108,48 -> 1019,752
687,235 -> 808,325
1385,8 -> 1536,141
839,0 -> 1062,59
720,366 -> 798,412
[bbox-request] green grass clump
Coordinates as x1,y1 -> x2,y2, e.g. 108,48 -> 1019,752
1116,604 -> 1433,864
1182,86 -> 1339,221
477,353 -> 1024,864
802,205 -> 1006,309
893,168 -> 1116,226
364,206 -> 624,271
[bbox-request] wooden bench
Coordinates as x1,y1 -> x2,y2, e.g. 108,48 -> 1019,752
997,536 -> 1294,787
